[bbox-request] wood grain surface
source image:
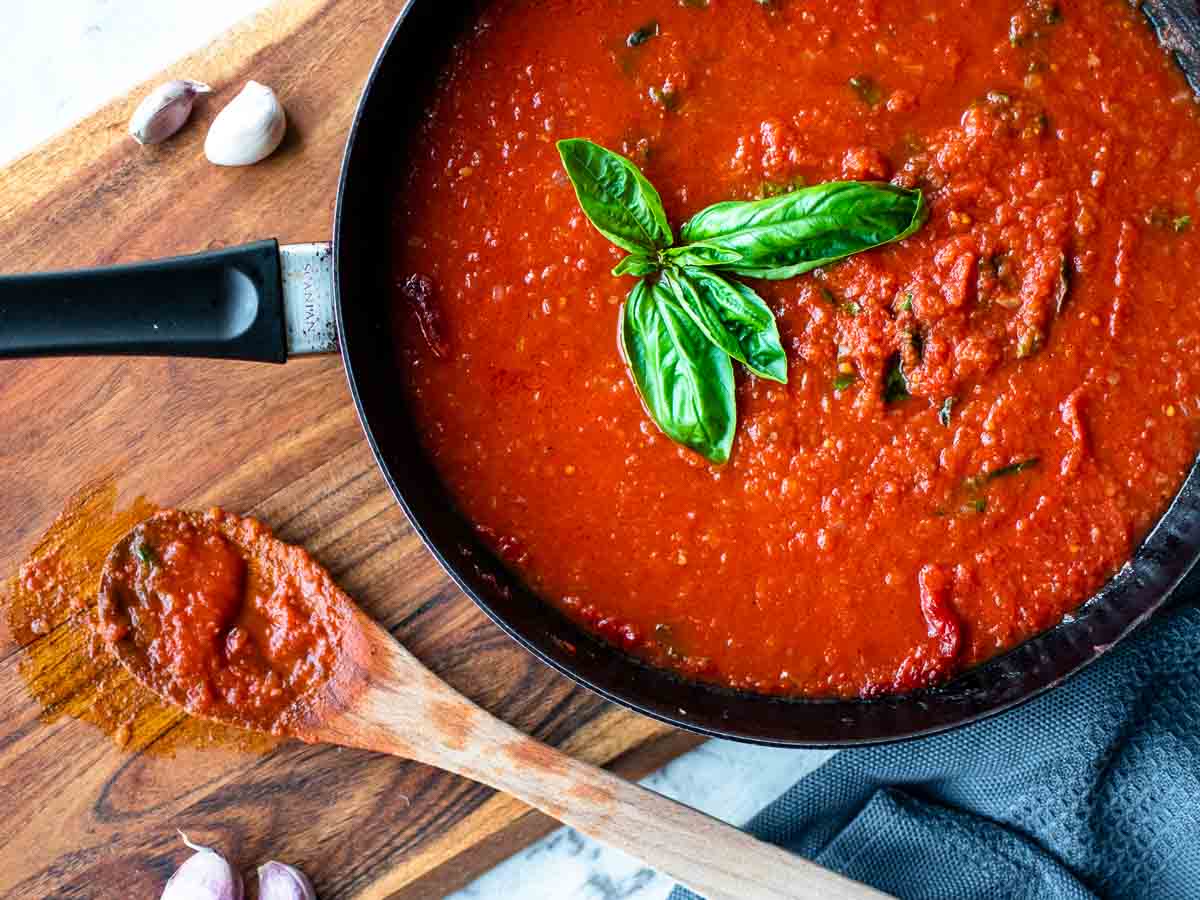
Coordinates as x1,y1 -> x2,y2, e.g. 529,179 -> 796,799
0,2 -> 703,897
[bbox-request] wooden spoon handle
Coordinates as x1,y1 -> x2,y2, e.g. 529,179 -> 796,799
444,723 -> 892,900
319,631 -> 892,900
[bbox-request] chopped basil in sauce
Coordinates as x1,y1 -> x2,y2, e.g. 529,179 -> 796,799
987,457 -> 1041,480
849,75 -> 883,106
883,355 -> 910,403
627,22 -> 659,47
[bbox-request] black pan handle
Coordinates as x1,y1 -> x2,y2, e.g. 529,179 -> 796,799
0,240 -> 290,363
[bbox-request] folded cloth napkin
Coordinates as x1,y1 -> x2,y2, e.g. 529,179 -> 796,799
671,596 -> 1200,900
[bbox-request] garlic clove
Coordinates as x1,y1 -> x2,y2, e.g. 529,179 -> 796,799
204,81 -> 287,167
257,861 -> 317,900
129,80 -> 211,145
161,831 -> 244,900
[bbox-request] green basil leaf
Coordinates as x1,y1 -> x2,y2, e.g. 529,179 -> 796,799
679,181 -> 927,280
660,268 -> 744,365
557,139 -> 673,254
613,254 -> 662,277
662,242 -> 745,268
986,457 -> 1040,481
669,267 -> 788,384
621,278 -> 736,463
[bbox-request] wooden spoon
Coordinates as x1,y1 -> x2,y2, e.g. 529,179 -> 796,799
97,508 -> 891,900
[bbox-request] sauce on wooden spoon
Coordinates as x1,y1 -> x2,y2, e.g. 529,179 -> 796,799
97,509 -> 366,736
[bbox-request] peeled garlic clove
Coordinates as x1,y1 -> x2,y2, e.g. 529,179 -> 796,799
258,861 -> 317,900
204,81 -> 287,167
129,80 -> 211,145
162,832 -> 244,900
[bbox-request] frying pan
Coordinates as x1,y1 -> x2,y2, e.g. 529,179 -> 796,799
3,0 -> 1200,747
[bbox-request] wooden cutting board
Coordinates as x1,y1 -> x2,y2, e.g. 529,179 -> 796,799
0,2 -> 703,897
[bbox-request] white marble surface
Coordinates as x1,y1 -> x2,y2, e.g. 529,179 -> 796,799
1,3 -> 832,897
1,0 -> 274,166
450,743 -> 834,900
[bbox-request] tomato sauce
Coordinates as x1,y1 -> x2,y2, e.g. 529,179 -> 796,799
393,0 -> 1200,697
97,510 -> 352,733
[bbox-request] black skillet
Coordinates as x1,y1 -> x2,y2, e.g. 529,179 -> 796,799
3,0 -> 1199,746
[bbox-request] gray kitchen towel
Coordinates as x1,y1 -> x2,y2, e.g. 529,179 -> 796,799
671,601 -> 1200,900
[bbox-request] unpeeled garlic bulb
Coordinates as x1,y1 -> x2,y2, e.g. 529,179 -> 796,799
161,832 -> 244,900
258,860 -> 317,900
129,80 -> 211,145
204,81 -> 287,167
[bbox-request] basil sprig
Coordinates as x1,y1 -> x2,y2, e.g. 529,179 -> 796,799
557,138 -> 927,463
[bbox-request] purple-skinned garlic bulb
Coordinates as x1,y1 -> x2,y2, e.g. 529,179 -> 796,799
257,860 -> 317,900
161,832 -> 243,900
129,80 -> 211,145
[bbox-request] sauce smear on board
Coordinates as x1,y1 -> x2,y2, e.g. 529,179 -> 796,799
393,0 -> 1200,697
1,481 -> 277,753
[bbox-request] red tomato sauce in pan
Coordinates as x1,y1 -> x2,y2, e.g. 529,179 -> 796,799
393,0 -> 1200,697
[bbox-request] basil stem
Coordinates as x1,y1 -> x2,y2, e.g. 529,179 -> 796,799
621,279 -> 736,463
680,181 -> 927,280
557,139 -> 673,254
662,242 -> 745,268
613,254 -> 661,277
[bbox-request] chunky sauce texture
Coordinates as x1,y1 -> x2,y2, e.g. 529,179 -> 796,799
394,0 -> 1200,696
98,510 -> 352,733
